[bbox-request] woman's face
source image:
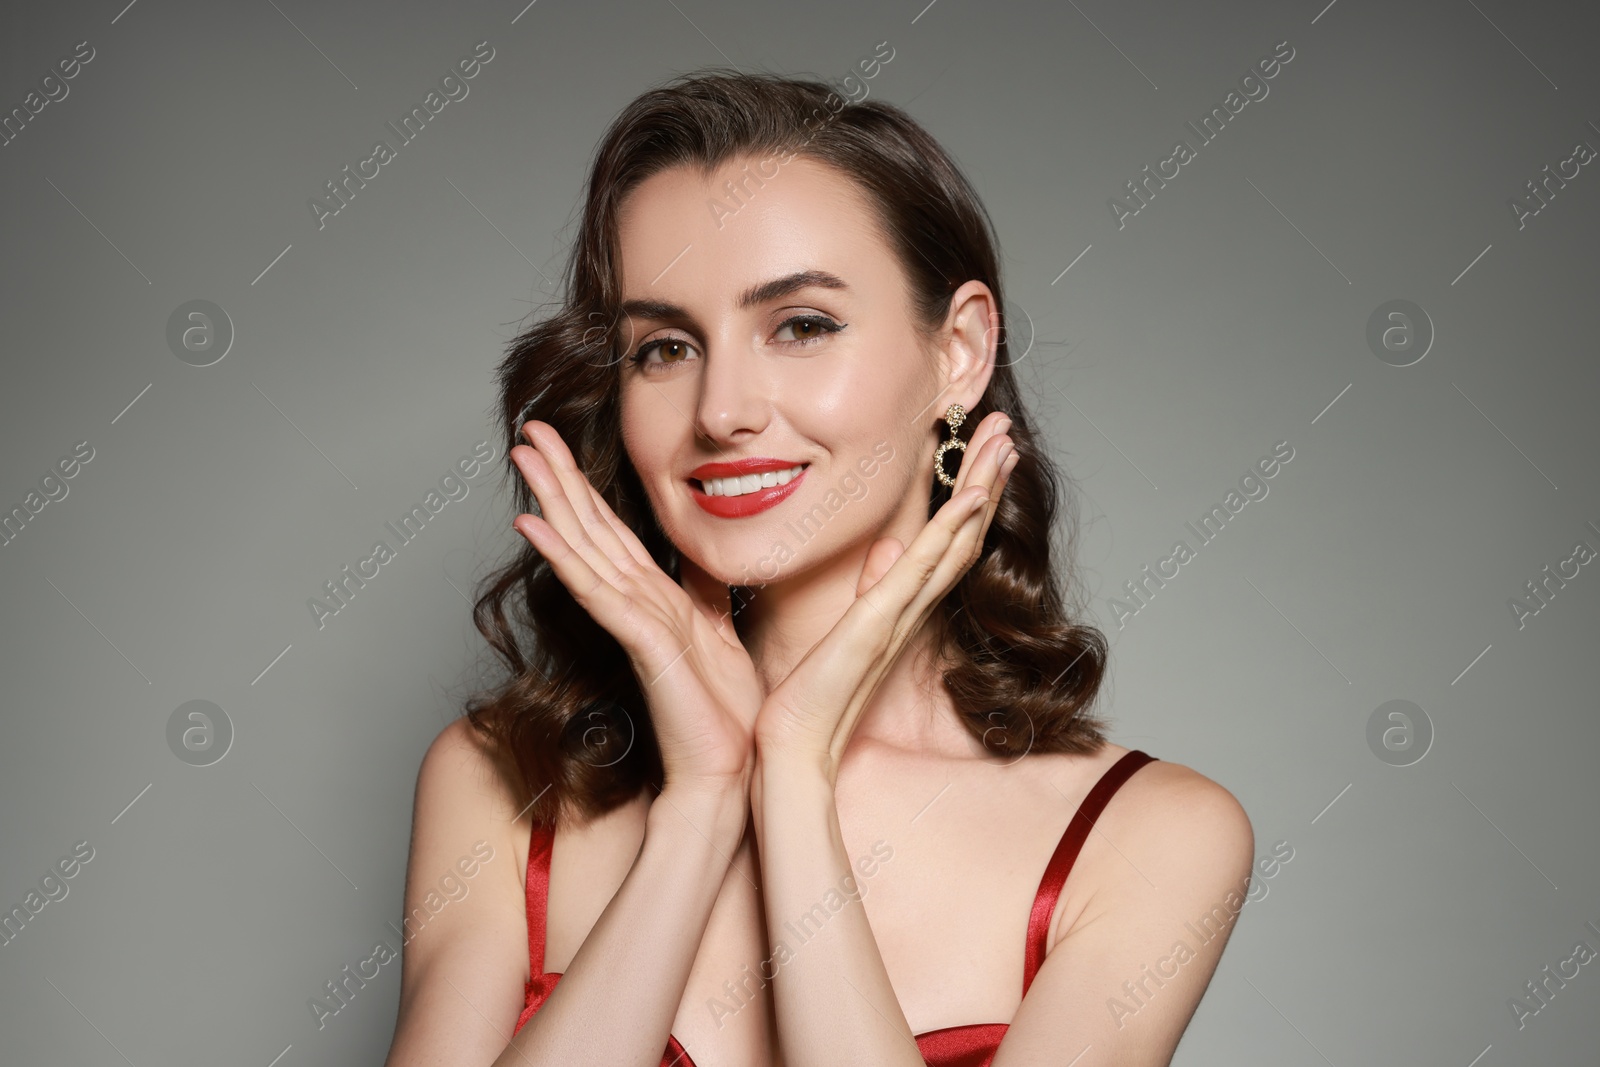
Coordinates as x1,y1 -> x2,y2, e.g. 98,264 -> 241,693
614,154 -> 978,588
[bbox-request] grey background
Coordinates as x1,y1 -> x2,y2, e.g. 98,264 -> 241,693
2,0 -> 1597,1063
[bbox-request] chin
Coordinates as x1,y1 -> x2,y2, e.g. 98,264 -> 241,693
670,535 -> 772,587
667,533 -> 772,588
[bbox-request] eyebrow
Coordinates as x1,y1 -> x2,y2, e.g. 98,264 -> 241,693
619,269 -> 850,322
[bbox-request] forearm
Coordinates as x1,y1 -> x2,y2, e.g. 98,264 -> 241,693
494,783 -> 747,1067
756,759 -> 925,1067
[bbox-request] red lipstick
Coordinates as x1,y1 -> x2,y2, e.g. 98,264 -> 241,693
688,458 -> 808,518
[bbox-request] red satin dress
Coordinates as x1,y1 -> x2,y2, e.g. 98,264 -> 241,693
513,749 -> 1157,1067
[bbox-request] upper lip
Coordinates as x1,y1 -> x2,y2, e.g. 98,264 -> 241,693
688,458 -> 807,481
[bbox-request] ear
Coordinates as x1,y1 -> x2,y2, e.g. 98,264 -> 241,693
932,280 -> 999,414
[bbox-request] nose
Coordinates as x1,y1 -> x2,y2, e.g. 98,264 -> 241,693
693,336 -> 771,446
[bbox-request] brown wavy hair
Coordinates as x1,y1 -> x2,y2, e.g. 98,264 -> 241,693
465,69 -> 1109,828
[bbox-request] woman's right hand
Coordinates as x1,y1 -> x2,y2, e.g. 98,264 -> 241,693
510,420 -> 763,796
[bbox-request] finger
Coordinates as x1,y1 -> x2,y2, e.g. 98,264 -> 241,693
515,422 -> 631,582
513,511 -> 640,635
579,477 -> 660,573
857,445 -> 1001,632
856,537 -> 904,597
950,411 -> 1013,497
513,443 -> 617,580
779,524 -> 951,698
939,422 -> 1013,573
768,439 -> 1015,766
916,485 -> 993,607
525,424 -> 687,583
940,434 -> 1013,583
975,437 -> 1020,548
827,486 -> 986,657
953,431 -> 1017,566
763,498 -> 982,759
521,421 -> 635,561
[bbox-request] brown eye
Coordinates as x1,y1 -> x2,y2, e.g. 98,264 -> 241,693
774,315 -> 845,345
629,336 -> 700,371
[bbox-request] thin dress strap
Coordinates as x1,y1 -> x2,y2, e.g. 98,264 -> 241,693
525,820 -> 554,976
1022,749 -> 1157,995
517,820 -> 696,1067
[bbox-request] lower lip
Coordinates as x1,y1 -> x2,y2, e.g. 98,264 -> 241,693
690,468 -> 808,517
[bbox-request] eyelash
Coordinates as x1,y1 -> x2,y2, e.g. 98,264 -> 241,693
628,315 -> 846,372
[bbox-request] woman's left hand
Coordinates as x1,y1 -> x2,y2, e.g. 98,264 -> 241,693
751,409 -> 1018,784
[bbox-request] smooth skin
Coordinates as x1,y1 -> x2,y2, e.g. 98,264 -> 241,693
385,155 -> 1254,1067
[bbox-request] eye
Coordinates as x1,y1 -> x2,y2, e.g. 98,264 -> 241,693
629,336 -> 699,372
774,314 -> 846,345
627,315 -> 846,372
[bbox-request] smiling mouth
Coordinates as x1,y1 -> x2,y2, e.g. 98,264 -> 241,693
693,464 -> 808,497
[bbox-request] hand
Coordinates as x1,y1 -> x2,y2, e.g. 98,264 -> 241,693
751,410 -> 1017,784
510,420 -> 763,794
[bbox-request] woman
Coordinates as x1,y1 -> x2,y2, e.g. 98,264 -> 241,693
385,70 -> 1254,1067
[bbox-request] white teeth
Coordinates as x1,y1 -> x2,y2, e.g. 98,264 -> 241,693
700,465 -> 805,497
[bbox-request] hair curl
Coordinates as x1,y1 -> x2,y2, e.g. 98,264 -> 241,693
465,69 -> 1109,828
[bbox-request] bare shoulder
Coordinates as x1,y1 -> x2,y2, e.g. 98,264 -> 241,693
409,715 -> 538,921
1082,752 -> 1255,916
415,716 -> 525,825
1007,753 -> 1257,1059
384,717 -> 532,1066
410,718 -> 533,892
1113,753 -> 1252,843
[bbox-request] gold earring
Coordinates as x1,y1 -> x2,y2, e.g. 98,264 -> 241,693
933,403 -> 967,487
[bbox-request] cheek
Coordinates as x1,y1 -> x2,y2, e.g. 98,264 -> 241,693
783,338 -> 932,497
790,333 -> 928,423
618,387 -> 664,473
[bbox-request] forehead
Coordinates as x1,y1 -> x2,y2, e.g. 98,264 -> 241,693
614,155 -> 899,303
